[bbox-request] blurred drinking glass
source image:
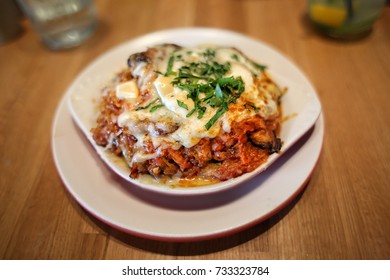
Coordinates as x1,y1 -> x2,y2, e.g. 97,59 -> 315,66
17,0 -> 97,49
308,0 -> 386,39
0,0 -> 23,44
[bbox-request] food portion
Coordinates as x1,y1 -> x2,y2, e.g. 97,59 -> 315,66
91,44 -> 284,185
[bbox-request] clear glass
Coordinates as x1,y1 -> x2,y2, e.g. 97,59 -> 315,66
0,0 -> 23,44
308,0 -> 385,39
17,0 -> 97,49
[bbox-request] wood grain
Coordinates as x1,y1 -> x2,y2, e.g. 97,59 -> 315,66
1,0 -> 389,260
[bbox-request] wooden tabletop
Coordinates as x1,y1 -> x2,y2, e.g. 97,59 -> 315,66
1,0 -> 389,260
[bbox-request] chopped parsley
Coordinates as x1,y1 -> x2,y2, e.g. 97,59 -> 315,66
149,104 -> 164,112
136,98 -> 159,111
231,53 -> 239,61
177,100 -> 188,110
137,48 -> 269,130
251,61 -> 267,71
165,49 -> 246,129
156,48 -> 268,130
201,48 -> 216,59
245,103 -> 259,112
165,54 -> 176,76
172,61 -> 244,129
136,98 -> 165,112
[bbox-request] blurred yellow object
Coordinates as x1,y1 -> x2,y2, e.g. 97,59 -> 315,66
310,4 -> 348,27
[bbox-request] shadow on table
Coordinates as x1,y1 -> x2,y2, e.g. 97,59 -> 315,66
81,183 -> 308,257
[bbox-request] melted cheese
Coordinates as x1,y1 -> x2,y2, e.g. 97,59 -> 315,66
116,80 -> 139,101
154,75 -> 194,119
116,45 -> 282,164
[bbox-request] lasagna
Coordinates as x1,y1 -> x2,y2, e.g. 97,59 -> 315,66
92,44 -> 283,186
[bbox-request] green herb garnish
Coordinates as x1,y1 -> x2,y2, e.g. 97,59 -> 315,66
136,98 -> 159,111
149,104 -> 165,112
231,53 -> 239,61
165,54 -> 176,76
201,48 -> 216,59
251,61 -> 267,71
157,48 -> 247,130
177,100 -> 188,110
246,103 -> 259,112
205,106 -> 227,130
136,98 -> 165,112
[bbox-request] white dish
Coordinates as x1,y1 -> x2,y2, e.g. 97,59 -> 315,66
52,95 -> 323,241
67,28 -> 322,195
52,28 -> 324,241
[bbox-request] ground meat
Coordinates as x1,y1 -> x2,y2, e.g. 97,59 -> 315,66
122,115 -> 281,181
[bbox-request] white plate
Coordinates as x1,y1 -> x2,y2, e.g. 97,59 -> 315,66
67,28 -> 322,195
52,28 -> 324,241
52,96 -> 323,241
